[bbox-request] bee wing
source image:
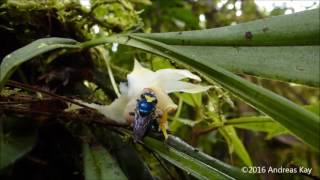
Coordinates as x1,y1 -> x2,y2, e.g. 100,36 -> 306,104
133,113 -> 153,142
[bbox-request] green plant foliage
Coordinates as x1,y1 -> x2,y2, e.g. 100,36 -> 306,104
207,110 -> 253,166
177,92 -> 202,107
91,127 -> 156,180
226,103 -> 320,139
82,128 -> 127,180
165,135 -> 256,180
167,45 -> 319,87
0,38 -> 80,89
136,9 -> 320,86
143,136 -> 233,180
136,9 -> 320,46
0,116 -> 37,170
226,116 -> 289,138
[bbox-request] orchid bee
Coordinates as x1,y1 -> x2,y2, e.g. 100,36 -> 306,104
132,90 -> 159,142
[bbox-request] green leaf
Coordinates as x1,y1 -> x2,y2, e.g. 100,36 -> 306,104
226,116 -> 285,132
0,134 -> 36,170
219,127 -> 253,166
167,45 -> 319,86
305,102 -> 320,116
225,102 -> 320,137
208,111 -> 253,166
151,57 -> 174,70
83,143 -> 127,180
0,116 -> 37,170
111,128 -> 254,179
91,127 -> 155,180
165,135 -> 256,180
176,92 -> 202,107
143,136 -> 234,180
80,29 -> 320,150
135,9 -> 319,46
82,129 -> 127,180
226,116 -> 289,139
266,126 -> 288,139
0,37 -> 80,89
170,117 -> 201,127
134,9 -> 320,86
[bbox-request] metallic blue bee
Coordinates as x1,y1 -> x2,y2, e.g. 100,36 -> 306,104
132,90 -> 159,142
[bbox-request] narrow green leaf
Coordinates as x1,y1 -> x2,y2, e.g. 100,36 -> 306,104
151,57 -> 174,70
226,117 -> 289,139
165,135 -> 256,180
83,143 -> 100,180
176,93 -> 202,107
135,9 -> 320,46
219,127 -> 253,166
226,116 -> 285,132
143,136 -> 234,180
169,117 -> 201,127
82,128 -> 127,180
83,143 -> 127,180
0,116 -> 37,170
169,45 -> 320,86
225,102 -> 320,135
208,111 -> 253,166
0,37 -> 80,89
0,134 -> 36,170
305,102 -> 320,116
97,127 -> 254,179
91,127 -> 155,180
266,126 -> 289,139
134,9 -> 320,86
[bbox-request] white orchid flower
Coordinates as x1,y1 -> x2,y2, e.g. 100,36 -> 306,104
73,60 -> 211,138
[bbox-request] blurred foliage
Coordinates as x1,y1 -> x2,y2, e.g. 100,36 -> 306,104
0,0 -> 319,180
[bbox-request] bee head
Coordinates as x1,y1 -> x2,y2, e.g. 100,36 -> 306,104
141,92 -> 157,104
137,92 -> 157,116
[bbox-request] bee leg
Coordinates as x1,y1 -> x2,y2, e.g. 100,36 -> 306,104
159,110 -> 168,140
153,109 -> 169,140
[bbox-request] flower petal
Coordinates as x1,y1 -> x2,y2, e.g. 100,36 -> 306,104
160,81 -> 212,94
154,68 -> 211,94
155,69 -> 201,81
119,82 -> 128,94
98,96 -> 129,124
77,96 -> 129,124
127,60 -> 156,98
